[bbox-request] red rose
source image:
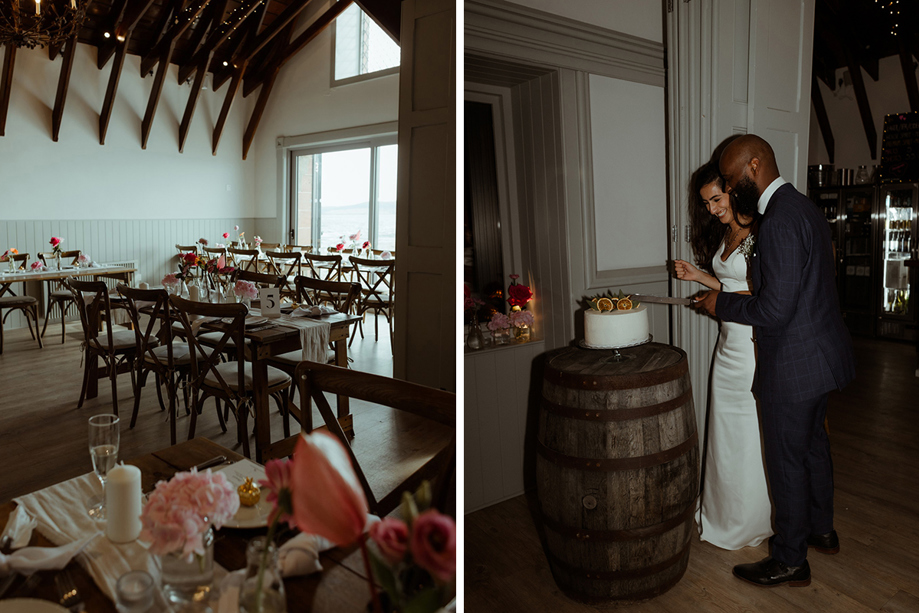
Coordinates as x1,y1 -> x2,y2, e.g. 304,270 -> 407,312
410,510 -> 456,583
49,237 -> 62,247
183,252 -> 198,264
369,518 -> 409,565
507,283 -> 533,307
335,243 -> 345,252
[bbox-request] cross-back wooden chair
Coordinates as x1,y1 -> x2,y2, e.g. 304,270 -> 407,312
285,245 -> 312,254
303,252 -> 342,282
287,362 -> 456,516
36,250 -> 80,344
170,296 -> 292,458
228,247 -> 260,272
66,278 -> 140,415
265,251 -> 301,299
0,253 -> 42,354
259,242 -> 281,252
348,256 -> 395,349
267,278 -> 361,433
118,284 -> 195,445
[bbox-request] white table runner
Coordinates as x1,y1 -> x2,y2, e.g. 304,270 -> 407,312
252,309 -> 331,364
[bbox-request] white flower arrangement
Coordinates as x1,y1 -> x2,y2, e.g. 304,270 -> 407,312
738,234 -> 756,262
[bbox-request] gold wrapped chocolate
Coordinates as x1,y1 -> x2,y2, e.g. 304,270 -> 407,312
237,477 -> 260,507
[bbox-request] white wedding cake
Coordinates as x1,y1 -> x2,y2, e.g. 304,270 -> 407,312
584,304 -> 649,348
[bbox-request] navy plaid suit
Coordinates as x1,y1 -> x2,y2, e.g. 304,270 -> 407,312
717,182 -> 855,566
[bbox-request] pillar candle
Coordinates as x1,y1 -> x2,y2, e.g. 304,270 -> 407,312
188,284 -> 200,302
106,463 -> 142,543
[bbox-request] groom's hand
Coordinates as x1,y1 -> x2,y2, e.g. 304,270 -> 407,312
692,290 -> 719,316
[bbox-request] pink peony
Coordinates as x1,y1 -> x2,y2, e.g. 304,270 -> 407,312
487,312 -> 510,331
235,280 -> 258,300
290,431 -> 368,547
30,260 -> 44,272
410,511 -> 456,583
369,518 -> 409,565
162,273 -> 179,287
260,458 -> 296,528
140,469 -> 239,560
509,309 -> 534,328
223,232 -> 229,239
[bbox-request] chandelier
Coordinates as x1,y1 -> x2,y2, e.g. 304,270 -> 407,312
0,0 -> 88,50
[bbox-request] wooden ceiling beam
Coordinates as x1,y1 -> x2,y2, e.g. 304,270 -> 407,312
899,39 -> 919,113
48,41 -> 64,61
141,48 -> 173,148
140,0 -> 213,76
0,44 -> 16,137
242,0 -> 352,97
178,0 -> 261,84
178,56 -> 210,152
212,64 -> 247,154
51,35 -> 78,142
811,74 -> 835,164
176,0 -> 228,82
211,0 -> 270,91
97,0 -> 130,69
242,23 -> 295,160
354,0 -> 399,43
236,0 -> 315,67
843,45 -> 877,160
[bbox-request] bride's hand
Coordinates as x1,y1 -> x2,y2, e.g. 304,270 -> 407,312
673,259 -> 701,283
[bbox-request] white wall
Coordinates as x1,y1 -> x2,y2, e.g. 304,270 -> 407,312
808,56 -> 913,169
504,0 -> 663,43
247,0 -> 400,240
0,43 -> 253,220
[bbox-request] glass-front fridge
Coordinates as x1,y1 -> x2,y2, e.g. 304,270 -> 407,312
877,183 -> 917,340
809,185 -> 877,336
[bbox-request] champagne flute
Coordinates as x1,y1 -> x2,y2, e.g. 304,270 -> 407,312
87,414 -> 120,520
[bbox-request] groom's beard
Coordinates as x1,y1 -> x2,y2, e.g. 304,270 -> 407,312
731,175 -> 761,219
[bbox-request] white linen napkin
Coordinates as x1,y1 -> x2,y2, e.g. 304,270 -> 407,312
0,534 -> 97,577
291,305 -> 336,317
1,506 -> 37,550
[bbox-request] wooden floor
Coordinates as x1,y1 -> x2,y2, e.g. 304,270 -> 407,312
466,335 -> 919,613
0,315 -> 452,507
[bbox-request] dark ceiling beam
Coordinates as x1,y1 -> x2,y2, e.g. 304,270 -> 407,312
0,44 -> 16,137
141,48 -> 174,149
212,64 -> 246,154
843,45 -> 878,160
242,0 -> 352,97
211,0 -> 270,91
97,0 -> 130,69
900,39 -> 919,112
242,23 -> 295,160
49,41 -> 64,61
140,0 -> 214,76
811,74 -> 835,164
354,0 -> 399,43
234,0 -> 315,72
176,0 -> 228,82
178,0 -> 261,84
813,52 -> 836,91
145,0 -> 186,68
51,35 -> 78,142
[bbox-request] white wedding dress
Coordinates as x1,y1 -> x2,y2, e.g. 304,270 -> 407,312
695,242 -> 773,550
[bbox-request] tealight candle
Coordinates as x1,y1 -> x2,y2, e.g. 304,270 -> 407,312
106,463 -> 142,543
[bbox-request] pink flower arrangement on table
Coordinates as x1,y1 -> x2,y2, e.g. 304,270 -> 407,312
362,241 -> 371,250
198,238 -> 208,247
162,273 -> 180,287
234,280 -> 258,300
49,236 -> 63,255
487,312 -> 510,331
223,232 -> 230,239
77,254 -> 90,266
1,248 -> 18,262
139,469 -> 239,560
335,243 -> 345,252
30,260 -> 44,272
253,236 -> 263,246
510,309 -> 534,328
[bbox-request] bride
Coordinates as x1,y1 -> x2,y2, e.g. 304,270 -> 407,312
674,162 -> 773,550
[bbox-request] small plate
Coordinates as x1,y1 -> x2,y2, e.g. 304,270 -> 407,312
579,335 -> 652,350
0,600 -> 69,613
244,316 -> 269,327
214,459 -> 272,529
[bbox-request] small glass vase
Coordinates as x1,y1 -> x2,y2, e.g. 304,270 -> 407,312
238,537 -> 286,613
491,327 -> 511,345
55,253 -> 61,270
514,325 -> 530,342
6,258 -> 13,274
466,315 -> 486,351
159,527 -> 215,609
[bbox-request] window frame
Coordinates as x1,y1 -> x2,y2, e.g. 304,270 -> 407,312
330,5 -> 400,88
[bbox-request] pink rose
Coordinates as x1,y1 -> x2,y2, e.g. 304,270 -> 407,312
30,260 -> 44,271
49,237 -> 62,247
410,511 -> 456,583
370,518 -> 409,565
223,232 -> 229,239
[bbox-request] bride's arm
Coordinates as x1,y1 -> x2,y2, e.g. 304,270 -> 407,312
673,259 -> 721,291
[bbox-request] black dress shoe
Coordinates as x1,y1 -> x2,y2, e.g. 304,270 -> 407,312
807,530 -> 839,554
733,556 -> 811,587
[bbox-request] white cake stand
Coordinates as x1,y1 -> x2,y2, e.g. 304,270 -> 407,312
578,334 -> 652,362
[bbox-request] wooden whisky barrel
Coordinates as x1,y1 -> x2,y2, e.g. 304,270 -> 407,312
536,343 -> 699,604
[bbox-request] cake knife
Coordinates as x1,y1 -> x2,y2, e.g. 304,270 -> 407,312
631,294 -> 693,306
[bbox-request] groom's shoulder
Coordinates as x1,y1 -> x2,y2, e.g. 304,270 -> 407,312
768,183 -> 816,219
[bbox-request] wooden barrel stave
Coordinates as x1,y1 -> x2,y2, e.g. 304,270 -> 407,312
536,345 -> 699,604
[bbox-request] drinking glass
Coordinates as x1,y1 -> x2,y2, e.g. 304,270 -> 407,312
87,414 -> 120,520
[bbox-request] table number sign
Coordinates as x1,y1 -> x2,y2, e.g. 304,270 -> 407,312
260,287 -> 281,318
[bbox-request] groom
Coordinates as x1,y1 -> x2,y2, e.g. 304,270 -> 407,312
693,135 -> 856,587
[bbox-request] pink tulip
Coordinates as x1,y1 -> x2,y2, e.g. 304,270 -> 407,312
216,254 -> 226,269
410,510 -> 456,583
369,518 -> 409,565
260,458 -> 296,528
290,431 -> 368,547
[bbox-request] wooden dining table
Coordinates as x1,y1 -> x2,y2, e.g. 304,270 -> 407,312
0,438 -> 375,612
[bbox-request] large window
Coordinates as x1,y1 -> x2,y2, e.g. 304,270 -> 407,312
333,4 -> 400,84
290,138 -> 397,252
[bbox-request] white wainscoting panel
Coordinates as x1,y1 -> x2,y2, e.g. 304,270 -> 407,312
465,340 -> 545,514
0,218 -> 255,330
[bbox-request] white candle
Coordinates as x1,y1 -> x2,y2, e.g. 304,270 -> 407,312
35,0 -> 40,15
105,463 -> 142,543
188,284 -> 199,302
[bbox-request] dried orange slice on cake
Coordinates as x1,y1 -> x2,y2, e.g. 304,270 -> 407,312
617,298 -> 633,310
596,297 -> 615,312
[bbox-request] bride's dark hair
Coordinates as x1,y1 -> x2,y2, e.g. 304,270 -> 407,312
688,162 -> 727,274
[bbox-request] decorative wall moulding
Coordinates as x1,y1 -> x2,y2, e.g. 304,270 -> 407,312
465,0 -> 665,87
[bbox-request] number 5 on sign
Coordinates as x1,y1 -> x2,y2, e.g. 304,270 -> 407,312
260,287 -> 280,318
